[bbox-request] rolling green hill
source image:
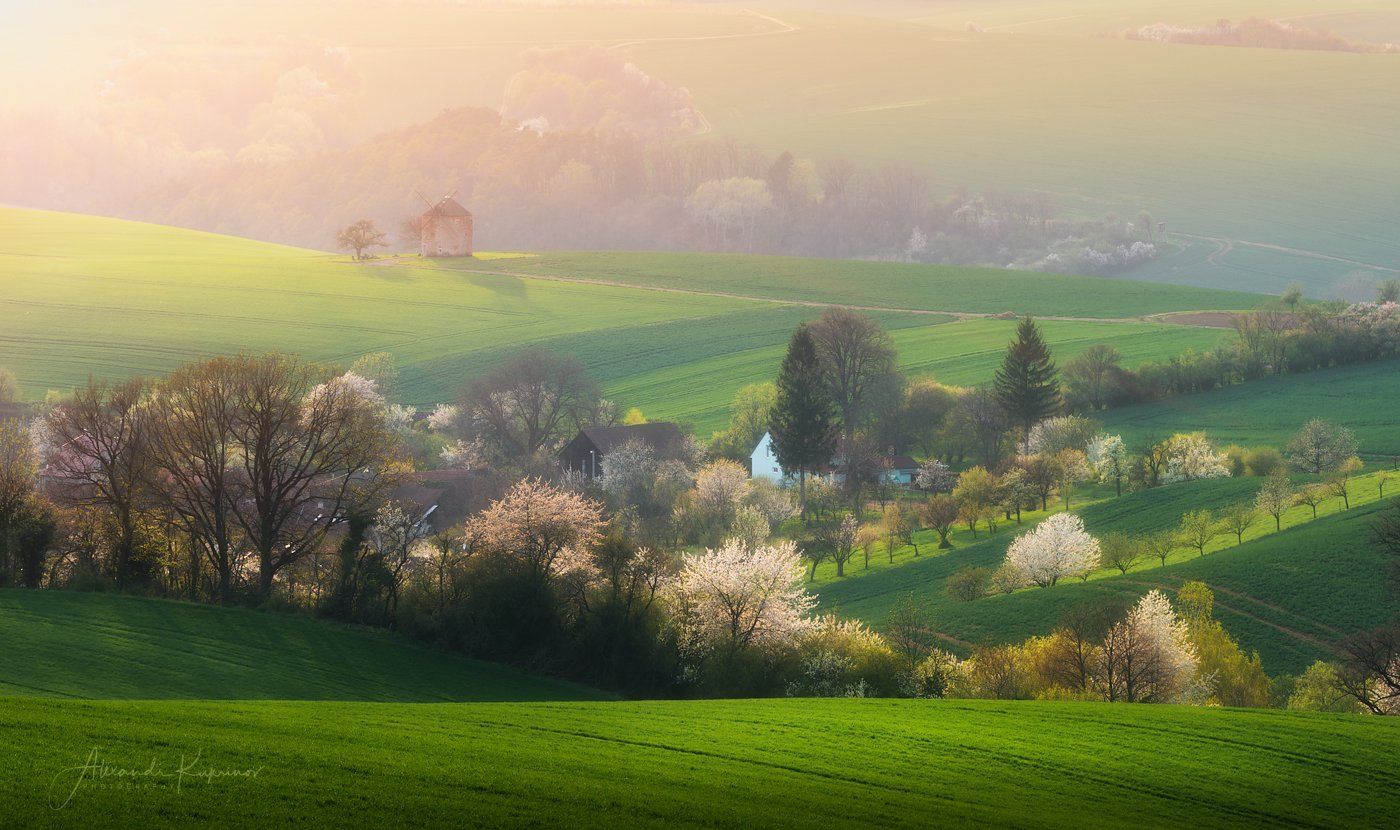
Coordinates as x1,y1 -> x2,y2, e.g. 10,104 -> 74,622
0,208 -> 1254,434
1100,358 -> 1400,458
0,590 -> 603,702
817,477 -> 1396,674
4,697 -> 1397,828
459,251 -> 1264,317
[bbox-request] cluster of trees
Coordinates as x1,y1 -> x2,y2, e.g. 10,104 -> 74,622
1062,297 -> 1400,412
0,356 -> 399,601
911,583 -> 1266,706
1123,17 -> 1392,53
714,298 -> 1400,484
937,418 -> 1372,602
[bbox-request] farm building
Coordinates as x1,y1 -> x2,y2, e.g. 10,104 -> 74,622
419,195 -> 474,257
559,422 -> 686,479
388,469 -> 491,534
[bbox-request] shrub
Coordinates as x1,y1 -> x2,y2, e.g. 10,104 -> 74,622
946,566 -> 991,601
1243,446 -> 1285,477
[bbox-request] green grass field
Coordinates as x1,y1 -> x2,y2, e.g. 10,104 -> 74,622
0,590 -> 602,702
2,697 -> 1397,828
0,208 -> 1251,434
459,251 -> 1264,317
1100,358 -> 1400,458
817,475 -> 1396,674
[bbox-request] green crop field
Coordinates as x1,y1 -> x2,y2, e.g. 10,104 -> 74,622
1100,358 -> 1400,458
613,317 -> 1229,432
2,697 -> 1397,828
816,476 -> 1396,674
0,590 -> 602,702
460,251 -> 1264,318
0,209 -> 1253,434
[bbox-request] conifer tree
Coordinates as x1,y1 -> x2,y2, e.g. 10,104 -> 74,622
993,316 -> 1061,444
771,324 -> 838,519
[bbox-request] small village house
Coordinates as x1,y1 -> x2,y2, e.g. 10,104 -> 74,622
750,430 -> 919,487
558,422 -> 686,479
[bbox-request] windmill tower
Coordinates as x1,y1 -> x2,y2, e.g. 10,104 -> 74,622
417,191 -> 473,257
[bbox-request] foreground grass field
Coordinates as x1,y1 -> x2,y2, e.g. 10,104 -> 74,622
818,477 -> 1395,674
0,209 -> 1250,433
2,697 -> 1396,828
0,590 -> 601,702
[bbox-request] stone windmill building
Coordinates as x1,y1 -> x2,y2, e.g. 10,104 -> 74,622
419,194 -> 474,257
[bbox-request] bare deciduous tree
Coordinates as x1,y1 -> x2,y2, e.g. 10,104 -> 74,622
461,349 -> 601,464
44,378 -> 153,585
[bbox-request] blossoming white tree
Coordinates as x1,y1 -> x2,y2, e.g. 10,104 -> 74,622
1003,512 -> 1099,587
915,458 -> 957,493
466,478 -> 605,585
1161,432 -> 1231,484
1087,433 -> 1130,496
1027,416 -> 1101,456
1101,589 -> 1199,703
666,540 -> 816,659
426,403 -> 459,433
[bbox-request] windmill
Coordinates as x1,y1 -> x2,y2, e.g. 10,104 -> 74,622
414,188 -> 474,258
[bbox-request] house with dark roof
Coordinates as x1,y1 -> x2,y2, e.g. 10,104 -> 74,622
387,469 -> 489,534
558,422 -> 686,479
419,195 -> 473,257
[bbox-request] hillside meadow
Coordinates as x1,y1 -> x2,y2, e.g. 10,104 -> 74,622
816,476 -> 1396,674
0,209 -> 1250,433
3,697 -> 1397,828
0,590 -> 602,702
1100,357 -> 1400,458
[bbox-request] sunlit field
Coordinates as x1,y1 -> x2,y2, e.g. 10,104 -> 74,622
0,209 -> 1247,431
2,697 -> 1396,828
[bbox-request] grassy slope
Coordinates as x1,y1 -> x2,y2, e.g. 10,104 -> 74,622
629,9 -> 1400,294
0,209 -> 1249,433
817,477 -> 1395,674
461,251 -> 1264,316
4,697 -> 1398,828
616,318 -> 1228,431
0,590 -> 603,702
1100,357 -> 1400,458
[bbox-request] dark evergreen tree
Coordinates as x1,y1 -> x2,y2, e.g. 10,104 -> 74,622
771,324 -> 838,519
993,316 -> 1061,444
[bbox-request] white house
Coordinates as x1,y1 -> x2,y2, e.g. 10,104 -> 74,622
750,431 -> 919,488
750,431 -> 785,484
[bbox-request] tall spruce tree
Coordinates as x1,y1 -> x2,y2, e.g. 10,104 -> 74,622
771,324 -> 838,519
993,316 -> 1061,445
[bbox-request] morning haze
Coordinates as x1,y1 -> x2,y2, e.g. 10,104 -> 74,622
2,1 -> 1399,827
